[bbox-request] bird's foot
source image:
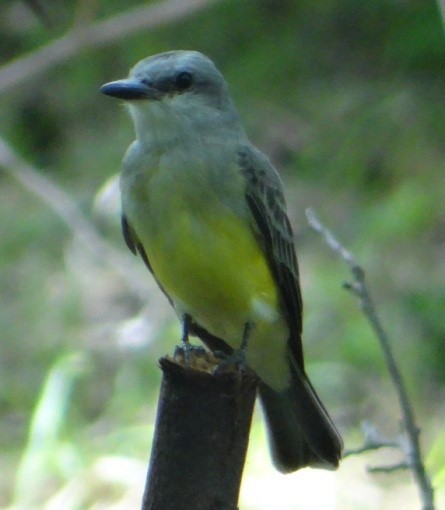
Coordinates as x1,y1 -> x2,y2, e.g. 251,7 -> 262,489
174,342 -> 207,366
212,322 -> 254,375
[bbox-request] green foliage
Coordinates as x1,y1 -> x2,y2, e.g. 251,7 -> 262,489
0,0 -> 444,507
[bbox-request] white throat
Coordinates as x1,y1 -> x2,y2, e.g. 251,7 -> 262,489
129,95 -> 245,150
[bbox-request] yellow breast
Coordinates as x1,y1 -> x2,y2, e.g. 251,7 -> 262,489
150,198 -> 279,333
126,157 -> 281,346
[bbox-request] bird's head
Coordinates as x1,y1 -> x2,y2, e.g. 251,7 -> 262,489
100,50 -> 242,146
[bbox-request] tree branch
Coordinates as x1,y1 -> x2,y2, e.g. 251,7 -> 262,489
0,0 -> 220,96
306,208 -> 435,510
0,136 -> 147,299
368,462 -> 410,474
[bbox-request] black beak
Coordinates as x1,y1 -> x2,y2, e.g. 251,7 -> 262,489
100,79 -> 161,100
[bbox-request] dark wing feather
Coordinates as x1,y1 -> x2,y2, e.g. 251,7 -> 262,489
238,146 -> 304,370
121,215 -> 137,255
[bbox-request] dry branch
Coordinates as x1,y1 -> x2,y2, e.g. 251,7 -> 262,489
306,208 -> 435,510
0,0 -> 220,96
0,136 -> 147,298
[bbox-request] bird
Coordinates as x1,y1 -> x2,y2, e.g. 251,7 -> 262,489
100,50 -> 342,473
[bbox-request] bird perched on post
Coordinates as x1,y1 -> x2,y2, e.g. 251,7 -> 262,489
100,50 -> 342,473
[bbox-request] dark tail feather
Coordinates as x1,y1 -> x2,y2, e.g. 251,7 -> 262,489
258,358 -> 343,473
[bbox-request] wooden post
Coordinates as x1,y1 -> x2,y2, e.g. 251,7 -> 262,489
141,349 -> 259,510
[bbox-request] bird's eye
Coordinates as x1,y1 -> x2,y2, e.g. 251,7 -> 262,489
175,71 -> 193,91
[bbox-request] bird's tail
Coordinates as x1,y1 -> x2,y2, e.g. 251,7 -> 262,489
258,355 -> 343,473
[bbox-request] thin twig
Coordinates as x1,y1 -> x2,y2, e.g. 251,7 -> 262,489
306,208 -> 435,510
343,421 -> 400,457
344,441 -> 400,457
0,0 -> 219,96
368,462 -> 410,474
0,136 -> 147,299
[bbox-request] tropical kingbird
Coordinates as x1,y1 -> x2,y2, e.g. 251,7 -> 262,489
100,50 -> 342,472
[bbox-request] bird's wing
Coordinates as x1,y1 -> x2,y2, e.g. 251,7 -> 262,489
238,145 -> 304,370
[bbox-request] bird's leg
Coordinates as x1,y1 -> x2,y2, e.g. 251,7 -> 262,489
181,313 -> 191,344
175,313 -> 206,365
213,321 -> 254,374
240,321 -> 254,352
174,313 -> 192,364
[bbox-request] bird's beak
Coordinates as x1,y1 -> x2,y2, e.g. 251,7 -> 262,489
100,78 -> 161,101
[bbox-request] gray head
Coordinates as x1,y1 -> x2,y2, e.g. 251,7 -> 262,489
101,51 -> 243,144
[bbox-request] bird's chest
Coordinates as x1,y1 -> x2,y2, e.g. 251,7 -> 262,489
124,147 -> 243,238
127,157 -> 216,240
121,148 -> 281,348
124,153 -> 244,275
124,153 -> 263,301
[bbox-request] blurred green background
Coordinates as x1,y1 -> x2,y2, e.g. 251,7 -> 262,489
1,0 -> 444,508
